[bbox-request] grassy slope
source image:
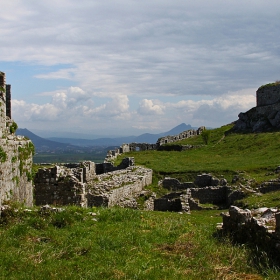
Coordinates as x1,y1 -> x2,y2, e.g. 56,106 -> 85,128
116,124 -> 280,183
0,206 -> 274,280
2,125 -> 280,279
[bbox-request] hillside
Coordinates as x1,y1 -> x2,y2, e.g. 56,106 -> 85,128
16,128 -> 76,152
115,124 -> 280,184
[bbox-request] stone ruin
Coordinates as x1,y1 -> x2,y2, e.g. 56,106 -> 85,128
105,126 -> 205,161
34,157 -> 153,208
233,82 -> 280,132
152,174 -> 247,212
218,206 -> 280,260
0,72 -> 33,209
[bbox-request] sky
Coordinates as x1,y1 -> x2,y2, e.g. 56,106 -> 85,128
1,0 -> 280,138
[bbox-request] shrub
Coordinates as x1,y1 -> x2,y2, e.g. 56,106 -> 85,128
9,121 -> 18,134
201,129 -> 211,145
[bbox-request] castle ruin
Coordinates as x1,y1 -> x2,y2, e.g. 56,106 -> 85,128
0,72 -> 34,208
234,82 -> 280,132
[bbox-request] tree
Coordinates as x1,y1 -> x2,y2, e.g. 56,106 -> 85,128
201,129 -> 211,145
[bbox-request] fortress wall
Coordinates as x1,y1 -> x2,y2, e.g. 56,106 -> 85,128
0,138 -> 33,207
0,72 -> 34,208
257,84 -> 280,107
0,72 -> 6,137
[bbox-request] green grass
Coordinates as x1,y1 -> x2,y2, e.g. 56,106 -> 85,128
115,125 -> 280,185
1,205 -> 278,280
236,190 -> 280,209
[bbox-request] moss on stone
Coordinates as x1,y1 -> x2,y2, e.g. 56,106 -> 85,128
258,80 -> 280,90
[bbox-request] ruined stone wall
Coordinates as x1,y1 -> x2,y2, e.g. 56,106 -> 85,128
257,83 -> 280,107
190,186 -> 228,204
87,166 -> 153,207
0,72 -> 34,208
220,206 -> 280,260
34,166 -> 86,207
234,83 -> 280,132
34,158 -> 152,208
0,137 -> 34,207
0,72 -> 6,137
259,180 -> 280,194
162,177 -> 194,191
156,126 -> 205,146
106,126 -> 206,161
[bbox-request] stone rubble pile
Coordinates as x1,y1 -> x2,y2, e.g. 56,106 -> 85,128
218,206 -> 280,256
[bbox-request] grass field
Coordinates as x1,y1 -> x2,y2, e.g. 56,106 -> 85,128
1,205 -> 279,280
2,125 -> 280,279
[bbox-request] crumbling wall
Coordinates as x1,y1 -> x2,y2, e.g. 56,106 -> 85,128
0,71 -> 34,208
87,166 -> 153,207
156,126 -> 205,146
162,177 -> 194,190
105,126 -> 206,161
257,83 -> 280,107
219,206 -> 280,260
153,192 -> 190,212
34,165 -> 87,207
234,83 -> 280,132
34,158 -> 153,208
190,186 -> 228,204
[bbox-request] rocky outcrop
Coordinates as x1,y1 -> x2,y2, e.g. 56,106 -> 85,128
233,82 -> 280,132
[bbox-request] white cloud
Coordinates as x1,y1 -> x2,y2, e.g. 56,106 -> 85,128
2,1 -> 280,135
138,99 -> 165,115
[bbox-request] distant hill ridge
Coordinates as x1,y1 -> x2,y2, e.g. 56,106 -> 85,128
16,123 -> 194,150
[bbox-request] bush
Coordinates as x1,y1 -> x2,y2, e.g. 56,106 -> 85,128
9,121 -> 18,134
201,129 -> 211,145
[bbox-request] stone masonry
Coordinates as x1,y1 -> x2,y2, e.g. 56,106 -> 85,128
153,174 -> 246,212
0,72 -> 34,209
34,157 -> 153,208
105,126 -> 205,161
219,206 -> 280,261
233,82 -> 280,132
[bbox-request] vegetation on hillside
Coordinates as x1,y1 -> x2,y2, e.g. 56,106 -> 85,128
2,124 -> 280,278
115,124 -> 280,185
1,204 -> 278,280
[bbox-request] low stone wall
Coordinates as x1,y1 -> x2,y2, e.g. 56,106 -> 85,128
156,126 -> 205,146
162,178 -> 194,190
34,158 -> 153,208
190,186 -> 227,204
87,166 -> 153,207
105,127 -> 206,161
259,180 -> 280,194
219,206 -> 280,261
154,192 -> 190,212
154,175 -> 245,212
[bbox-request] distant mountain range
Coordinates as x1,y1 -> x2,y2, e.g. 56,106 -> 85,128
47,123 -> 193,146
16,123 -> 194,151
